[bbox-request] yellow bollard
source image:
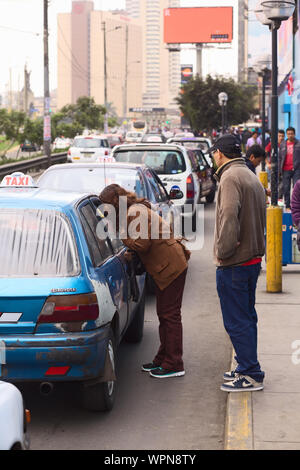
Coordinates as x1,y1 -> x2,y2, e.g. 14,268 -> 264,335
259,171 -> 268,190
266,205 -> 283,293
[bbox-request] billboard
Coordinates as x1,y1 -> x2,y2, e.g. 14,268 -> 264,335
164,7 -> 233,44
278,16 -> 293,81
181,65 -> 193,85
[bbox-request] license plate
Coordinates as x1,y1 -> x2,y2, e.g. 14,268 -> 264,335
82,153 -> 94,158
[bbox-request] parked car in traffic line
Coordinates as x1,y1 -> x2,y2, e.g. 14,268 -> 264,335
20,140 -> 40,152
0,181 -> 146,412
67,135 -> 111,163
38,162 -> 181,233
112,143 -> 200,231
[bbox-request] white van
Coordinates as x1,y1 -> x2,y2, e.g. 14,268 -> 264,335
112,143 -> 200,230
68,135 -> 110,163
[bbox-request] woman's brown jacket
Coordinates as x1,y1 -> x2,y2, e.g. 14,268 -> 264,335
121,204 -> 189,291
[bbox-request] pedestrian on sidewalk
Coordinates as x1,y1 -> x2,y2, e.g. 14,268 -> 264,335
291,180 -> 300,250
246,130 -> 262,151
245,145 -> 271,197
209,134 -> 266,392
279,127 -> 300,211
265,129 -> 285,196
99,184 -> 190,379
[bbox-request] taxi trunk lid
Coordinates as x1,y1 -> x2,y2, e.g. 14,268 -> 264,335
0,278 -> 90,334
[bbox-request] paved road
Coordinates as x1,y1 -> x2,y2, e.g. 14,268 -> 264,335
19,204 -> 231,450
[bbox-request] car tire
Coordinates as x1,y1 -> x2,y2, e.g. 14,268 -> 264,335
124,289 -> 146,343
82,328 -> 116,412
205,188 -> 216,204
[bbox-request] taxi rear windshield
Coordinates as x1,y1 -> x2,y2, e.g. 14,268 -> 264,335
0,209 -> 80,277
114,150 -> 186,175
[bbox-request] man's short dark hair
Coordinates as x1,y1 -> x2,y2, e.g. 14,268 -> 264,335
278,129 -> 285,135
246,145 -> 266,160
286,127 -> 296,134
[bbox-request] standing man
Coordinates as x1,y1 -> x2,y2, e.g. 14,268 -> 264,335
209,135 -> 266,392
246,130 -> 262,150
279,127 -> 300,211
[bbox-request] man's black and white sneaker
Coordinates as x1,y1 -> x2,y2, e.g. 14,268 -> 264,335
223,370 -> 238,381
141,363 -> 160,372
221,375 -> 264,392
149,367 -> 185,379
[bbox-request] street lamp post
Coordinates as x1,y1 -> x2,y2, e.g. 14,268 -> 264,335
218,92 -> 228,135
255,0 -> 296,293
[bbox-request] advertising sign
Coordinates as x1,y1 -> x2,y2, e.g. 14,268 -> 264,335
164,7 -> 233,44
278,16 -> 293,81
181,65 -> 193,85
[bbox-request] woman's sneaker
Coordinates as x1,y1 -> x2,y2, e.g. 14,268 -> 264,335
221,375 -> 264,392
141,362 -> 160,372
149,367 -> 185,379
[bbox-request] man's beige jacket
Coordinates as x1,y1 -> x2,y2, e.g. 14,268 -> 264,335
214,158 -> 266,267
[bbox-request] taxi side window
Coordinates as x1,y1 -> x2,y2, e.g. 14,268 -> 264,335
194,150 -> 208,171
152,172 -> 169,202
80,202 -> 113,265
89,197 -> 124,254
145,169 -> 163,203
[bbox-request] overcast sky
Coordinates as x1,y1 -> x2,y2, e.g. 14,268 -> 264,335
0,0 -> 270,98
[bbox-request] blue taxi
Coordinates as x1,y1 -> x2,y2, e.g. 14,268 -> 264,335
0,176 -> 146,411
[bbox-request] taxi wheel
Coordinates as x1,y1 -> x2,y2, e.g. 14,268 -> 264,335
124,289 -> 146,343
82,329 -> 116,412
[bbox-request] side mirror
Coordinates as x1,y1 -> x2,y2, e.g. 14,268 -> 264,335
169,188 -> 184,200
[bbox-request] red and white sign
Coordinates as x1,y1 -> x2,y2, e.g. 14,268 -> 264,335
1,172 -> 36,188
287,74 -> 294,96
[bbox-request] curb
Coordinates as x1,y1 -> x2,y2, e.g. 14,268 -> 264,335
224,353 -> 254,450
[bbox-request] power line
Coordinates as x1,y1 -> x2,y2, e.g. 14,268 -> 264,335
0,25 -> 40,36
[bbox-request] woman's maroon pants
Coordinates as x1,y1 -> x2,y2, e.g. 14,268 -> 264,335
153,269 -> 187,372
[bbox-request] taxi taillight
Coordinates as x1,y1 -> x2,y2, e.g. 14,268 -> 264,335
37,293 -> 99,323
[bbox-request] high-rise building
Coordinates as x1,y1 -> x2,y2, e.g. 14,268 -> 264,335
57,1 -> 143,116
126,0 -> 181,110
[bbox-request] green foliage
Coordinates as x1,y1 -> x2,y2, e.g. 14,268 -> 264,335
59,96 -> 106,131
176,75 -> 258,133
0,109 -> 26,143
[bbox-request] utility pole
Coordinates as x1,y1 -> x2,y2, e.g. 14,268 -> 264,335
123,24 -> 129,120
102,21 -> 108,133
43,0 -> 51,166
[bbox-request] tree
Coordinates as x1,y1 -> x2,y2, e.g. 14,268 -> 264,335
176,75 -> 258,133
59,96 -> 106,131
0,109 -> 26,143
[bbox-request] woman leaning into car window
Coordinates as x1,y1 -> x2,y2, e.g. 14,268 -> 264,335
99,184 -> 190,379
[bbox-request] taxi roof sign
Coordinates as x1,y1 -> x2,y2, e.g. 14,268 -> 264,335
1,172 -> 37,188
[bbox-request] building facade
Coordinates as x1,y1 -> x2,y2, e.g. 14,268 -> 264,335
277,7 -> 300,136
126,0 -> 181,110
57,1 -> 143,116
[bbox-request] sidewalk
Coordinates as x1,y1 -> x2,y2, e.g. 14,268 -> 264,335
225,262 -> 300,450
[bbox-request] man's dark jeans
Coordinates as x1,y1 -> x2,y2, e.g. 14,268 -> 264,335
216,264 -> 264,382
283,169 -> 300,209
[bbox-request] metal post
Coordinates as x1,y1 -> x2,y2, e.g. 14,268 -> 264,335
271,24 -> 279,206
266,21 -> 282,294
261,70 -> 266,171
43,0 -> 51,166
222,103 -> 225,135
